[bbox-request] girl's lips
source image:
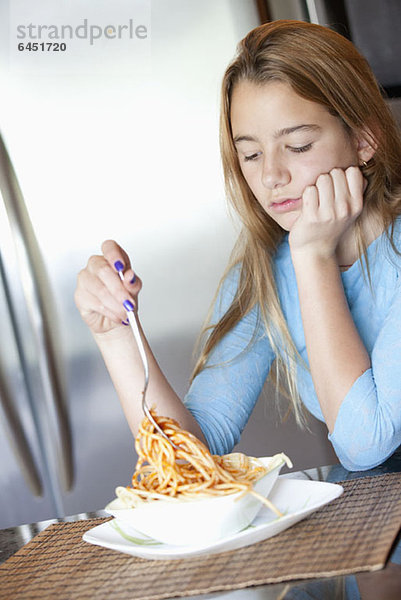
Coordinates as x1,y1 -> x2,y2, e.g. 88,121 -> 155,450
270,197 -> 302,213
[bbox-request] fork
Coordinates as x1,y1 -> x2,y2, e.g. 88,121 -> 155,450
115,266 -> 179,450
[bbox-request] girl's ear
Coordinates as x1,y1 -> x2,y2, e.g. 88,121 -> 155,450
355,127 -> 377,165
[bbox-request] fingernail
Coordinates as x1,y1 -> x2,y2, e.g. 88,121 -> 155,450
123,299 -> 135,312
114,260 -> 124,272
121,319 -> 129,326
130,273 -> 136,284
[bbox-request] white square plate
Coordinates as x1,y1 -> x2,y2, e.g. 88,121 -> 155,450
83,477 -> 343,560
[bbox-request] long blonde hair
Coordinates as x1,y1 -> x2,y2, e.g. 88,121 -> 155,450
191,20 -> 401,423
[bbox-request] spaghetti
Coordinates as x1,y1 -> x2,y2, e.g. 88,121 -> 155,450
116,411 -> 291,516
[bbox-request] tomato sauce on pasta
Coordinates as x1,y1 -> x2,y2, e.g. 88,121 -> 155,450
116,411 -> 287,516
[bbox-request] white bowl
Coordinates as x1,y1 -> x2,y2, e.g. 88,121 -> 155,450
105,454 -> 289,546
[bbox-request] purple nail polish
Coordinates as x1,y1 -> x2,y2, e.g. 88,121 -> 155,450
123,299 -> 135,312
114,260 -> 124,272
121,319 -> 129,326
130,273 -> 136,284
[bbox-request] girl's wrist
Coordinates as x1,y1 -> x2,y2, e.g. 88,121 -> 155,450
290,248 -> 338,270
92,323 -> 135,348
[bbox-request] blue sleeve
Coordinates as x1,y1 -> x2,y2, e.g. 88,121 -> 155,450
184,267 -> 275,455
329,278 -> 401,471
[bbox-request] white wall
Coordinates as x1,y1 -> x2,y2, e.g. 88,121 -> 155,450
0,0 -> 259,382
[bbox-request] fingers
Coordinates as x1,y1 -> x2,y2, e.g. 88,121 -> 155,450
302,173 -> 337,221
75,240 -> 144,335
345,166 -> 364,214
290,166 -> 365,257
301,184 -> 319,220
101,239 -> 142,294
303,166 -> 364,220
315,173 -> 336,218
78,256 -> 131,323
101,239 -> 135,288
320,169 -> 348,220
79,249 -> 142,323
75,277 -> 122,325
102,239 -> 131,270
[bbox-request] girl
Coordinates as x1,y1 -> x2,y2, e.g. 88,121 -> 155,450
75,20 -> 401,471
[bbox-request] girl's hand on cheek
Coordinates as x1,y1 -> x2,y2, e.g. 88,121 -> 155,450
288,166 -> 364,259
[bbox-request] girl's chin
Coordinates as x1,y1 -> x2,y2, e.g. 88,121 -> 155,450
276,213 -> 300,233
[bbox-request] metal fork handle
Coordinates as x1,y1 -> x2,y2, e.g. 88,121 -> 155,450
118,280 -> 179,449
124,308 -> 179,449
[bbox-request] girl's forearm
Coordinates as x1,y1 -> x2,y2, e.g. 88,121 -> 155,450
291,253 -> 371,432
92,325 -> 206,442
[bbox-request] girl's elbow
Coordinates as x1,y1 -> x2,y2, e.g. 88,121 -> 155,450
336,444 -> 397,472
338,454 -> 381,472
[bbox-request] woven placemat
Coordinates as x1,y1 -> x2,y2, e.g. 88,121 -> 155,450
1,472 -> 401,600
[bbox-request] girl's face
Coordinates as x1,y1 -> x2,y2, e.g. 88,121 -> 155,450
230,80 -> 361,231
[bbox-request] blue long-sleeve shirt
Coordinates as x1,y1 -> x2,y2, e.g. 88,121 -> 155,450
184,221 -> 401,471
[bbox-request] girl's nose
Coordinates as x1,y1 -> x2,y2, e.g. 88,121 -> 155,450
261,155 -> 290,189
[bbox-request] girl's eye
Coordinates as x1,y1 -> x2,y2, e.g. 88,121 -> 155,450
289,143 -> 312,153
244,152 -> 261,162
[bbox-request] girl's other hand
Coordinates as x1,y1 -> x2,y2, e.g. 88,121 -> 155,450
74,239 -> 142,336
288,166 -> 365,259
